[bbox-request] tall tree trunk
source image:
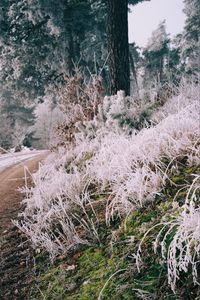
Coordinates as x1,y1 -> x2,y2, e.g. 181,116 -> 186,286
159,56 -> 164,83
66,28 -> 75,76
107,0 -> 130,95
129,52 -> 139,97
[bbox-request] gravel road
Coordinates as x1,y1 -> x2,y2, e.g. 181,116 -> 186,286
0,152 -> 47,299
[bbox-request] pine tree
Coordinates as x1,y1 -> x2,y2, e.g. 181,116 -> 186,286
0,0 -> 107,148
181,0 -> 200,75
166,34 -> 183,84
143,20 -> 169,86
129,42 -> 141,95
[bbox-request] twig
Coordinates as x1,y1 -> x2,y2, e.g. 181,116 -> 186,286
98,268 -> 126,300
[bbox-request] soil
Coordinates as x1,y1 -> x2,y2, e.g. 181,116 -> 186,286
0,154 -> 46,300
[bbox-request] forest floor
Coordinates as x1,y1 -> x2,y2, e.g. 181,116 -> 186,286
0,153 -> 47,300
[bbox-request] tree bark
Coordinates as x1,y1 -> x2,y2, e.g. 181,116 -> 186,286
67,28 -> 75,75
107,0 -> 130,95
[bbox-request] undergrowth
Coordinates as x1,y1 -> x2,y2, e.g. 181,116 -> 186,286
14,77 -> 200,297
30,164 -> 200,299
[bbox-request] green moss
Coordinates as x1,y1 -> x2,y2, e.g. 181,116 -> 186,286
171,175 -> 185,184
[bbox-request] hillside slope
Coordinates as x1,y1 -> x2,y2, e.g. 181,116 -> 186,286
15,82 -> 200,299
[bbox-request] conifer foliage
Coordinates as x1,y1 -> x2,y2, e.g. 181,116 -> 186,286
181,0 -> 200,74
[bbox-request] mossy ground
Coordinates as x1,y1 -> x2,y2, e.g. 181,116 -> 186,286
30,164 -> 200,300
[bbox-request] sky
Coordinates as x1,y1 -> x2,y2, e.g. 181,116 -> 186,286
128,0 -> 185,47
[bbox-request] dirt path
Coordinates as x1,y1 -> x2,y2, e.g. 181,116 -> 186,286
0,154 -> 47,299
